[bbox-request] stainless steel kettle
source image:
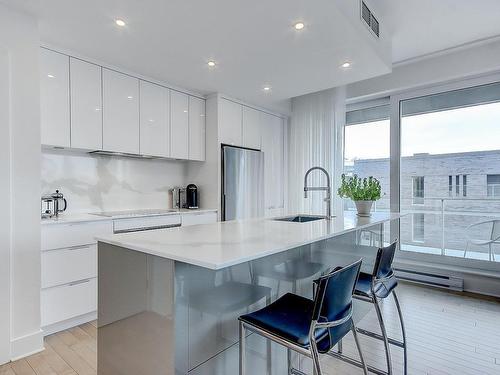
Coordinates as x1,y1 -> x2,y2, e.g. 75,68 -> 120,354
41,190 -> 67,218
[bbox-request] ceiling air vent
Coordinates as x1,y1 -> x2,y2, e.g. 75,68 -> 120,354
361,1 -> 380,38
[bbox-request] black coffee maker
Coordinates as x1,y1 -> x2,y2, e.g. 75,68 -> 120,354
186,184 -> 198,209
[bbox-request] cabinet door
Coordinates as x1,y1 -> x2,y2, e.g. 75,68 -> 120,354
261,113 -> 284,212
70,58 -> 102,150
188,96 -> 206,161
140,81 -> 169,157
170,91 -> 189,159
102,69 -> 140,154
242,106 -> 261,149
261,113 -> 274,212
271,116 -> 285,209
40,48 -> 70,147
219,99 -> 242,146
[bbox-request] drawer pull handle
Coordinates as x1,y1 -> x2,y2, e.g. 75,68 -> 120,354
68,279 -> 91,287
43,244 -> 93,252
114,223 -> 181,234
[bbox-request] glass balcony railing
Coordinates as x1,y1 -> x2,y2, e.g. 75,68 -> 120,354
399,197 -> 500,263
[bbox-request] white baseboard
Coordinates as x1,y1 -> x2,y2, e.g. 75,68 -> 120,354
10,329 -> 44,361
42,311 -> 97,337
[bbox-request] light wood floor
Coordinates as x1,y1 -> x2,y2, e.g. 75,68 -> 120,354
1,283 -> 499,375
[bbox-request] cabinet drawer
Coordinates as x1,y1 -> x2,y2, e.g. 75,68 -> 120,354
113,214 -> 181,233
42,245 -> 97,289
181,212 -> 217,227
42,220 -> 112,251
41,278 -> 97,327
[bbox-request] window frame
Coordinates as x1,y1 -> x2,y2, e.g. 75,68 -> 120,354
387,72 -> 500,274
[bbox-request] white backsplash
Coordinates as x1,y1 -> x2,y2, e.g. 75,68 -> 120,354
41,150 -> 187,213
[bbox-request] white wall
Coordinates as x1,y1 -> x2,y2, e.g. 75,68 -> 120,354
41,151 -> 187,213
347,38 -> 500,100
288,87 -> 346,216
0,3 -> 43,361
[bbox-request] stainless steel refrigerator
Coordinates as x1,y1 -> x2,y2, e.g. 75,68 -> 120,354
222,146 -> 264,221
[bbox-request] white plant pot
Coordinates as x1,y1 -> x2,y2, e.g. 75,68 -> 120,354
354,200 -> 374,217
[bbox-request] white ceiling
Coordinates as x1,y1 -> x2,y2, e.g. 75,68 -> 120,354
376,0 -> 500,64
2,0 -> 392,114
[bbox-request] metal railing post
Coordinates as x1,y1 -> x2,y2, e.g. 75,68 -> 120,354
440,198 -> 445,256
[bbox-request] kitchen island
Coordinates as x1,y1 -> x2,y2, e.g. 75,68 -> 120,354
96,212 -> 401,375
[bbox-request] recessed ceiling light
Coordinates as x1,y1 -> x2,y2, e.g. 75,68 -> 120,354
294,22 -> 305,30
183,110 -> 188,113
263,85 -> 272,92
127,96 -> 133,99
341,61 -> 351,68
207,60 -> 216,67
47,74 -> 54,78
115,19 -> 126,27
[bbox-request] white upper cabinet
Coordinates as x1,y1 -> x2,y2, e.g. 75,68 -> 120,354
102,69 -> 140,154
188,96 -> 206,161
70,58 -> 102,150
140,81 -> 170,157
40,49 -> 70,147
219,99 -> 242,146
242,106 -> 261,150
170,91 -> 189,159
261,113 -> 285,213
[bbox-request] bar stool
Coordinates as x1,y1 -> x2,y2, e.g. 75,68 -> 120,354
239,259 -> 368,375
337,241 -> 407,375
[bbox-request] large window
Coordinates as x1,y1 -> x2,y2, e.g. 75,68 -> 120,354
344,102 -> 390,211
399,81 -> 500,264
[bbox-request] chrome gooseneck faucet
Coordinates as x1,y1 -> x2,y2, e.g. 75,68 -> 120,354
304,166 -> 331,219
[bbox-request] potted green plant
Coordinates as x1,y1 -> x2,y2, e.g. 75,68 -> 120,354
337,174 -> 382,217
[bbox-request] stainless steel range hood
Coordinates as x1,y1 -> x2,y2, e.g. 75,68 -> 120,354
88,150 -> 159,159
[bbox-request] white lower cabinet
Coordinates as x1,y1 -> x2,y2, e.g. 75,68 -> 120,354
41,245 -> 97,289
41,278 -> 97,328
41,220 -> 111,335
181,212 -> 217,226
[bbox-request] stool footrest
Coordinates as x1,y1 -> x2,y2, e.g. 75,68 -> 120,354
326,351 -> 388,375
290,368 -> 308,375
356,327 -> 405,348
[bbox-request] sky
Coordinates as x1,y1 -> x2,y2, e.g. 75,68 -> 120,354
344,101 -> 500,164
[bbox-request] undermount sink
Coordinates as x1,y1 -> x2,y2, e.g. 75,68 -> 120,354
274,215 -> 325,223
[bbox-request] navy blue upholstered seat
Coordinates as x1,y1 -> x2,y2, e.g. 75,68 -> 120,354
240,292 -> 352,353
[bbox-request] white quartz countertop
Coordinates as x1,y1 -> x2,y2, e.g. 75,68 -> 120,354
41,208 -> 218,225
96,212 -> 403,270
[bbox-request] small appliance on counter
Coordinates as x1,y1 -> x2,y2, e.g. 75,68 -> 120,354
41,190 -> 67,218
170,187 -> 187,209
186,184 -> 198,209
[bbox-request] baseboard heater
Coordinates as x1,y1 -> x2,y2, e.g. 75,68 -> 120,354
394,268 -> 464,291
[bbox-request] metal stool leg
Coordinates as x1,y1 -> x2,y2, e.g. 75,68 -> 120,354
393,290 -> 407,375
239,321 -> 246,375
373,296 -> 393,375
337,339 -> 343,354
310,340 -> 322,375
351,324 -> 368,375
